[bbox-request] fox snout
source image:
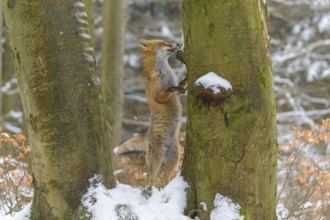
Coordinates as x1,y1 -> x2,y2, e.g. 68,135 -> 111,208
167,43 -> 180,53
167,46 -> 177,53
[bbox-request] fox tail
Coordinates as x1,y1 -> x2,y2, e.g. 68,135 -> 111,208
114,135 -> 147,155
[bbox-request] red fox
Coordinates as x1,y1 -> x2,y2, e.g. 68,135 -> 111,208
114,39 -> 187,186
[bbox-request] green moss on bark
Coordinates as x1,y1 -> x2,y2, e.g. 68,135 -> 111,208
181,0 -> 277,219
3,0 -> 115,219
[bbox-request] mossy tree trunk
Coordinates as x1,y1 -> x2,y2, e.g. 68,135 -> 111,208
181,1 -> 277,219
0,5 -> 3,123
3,0 -> 116,219
101,0 -> 127,160
1,31 -> 17,126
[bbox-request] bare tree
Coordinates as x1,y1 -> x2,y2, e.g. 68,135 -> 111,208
101,0 -> 128,157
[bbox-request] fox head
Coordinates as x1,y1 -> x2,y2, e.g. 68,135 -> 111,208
138,39 -> 180,59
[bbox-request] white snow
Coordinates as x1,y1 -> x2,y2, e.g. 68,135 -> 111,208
300,201 -> 313,209
301,27 -> 315,41
276,202 -> 289,219
318,15 -> 330,32
161,25 -> 172,36
307,60 -> 328,82
0,203 -> 31,220
74,11 -> 88,18
85,47 -> 95,52
73,2 -> 85,8
79,33 -> 92,39
1,173 -> 246,220
200,201 -> 208,211
77,27 -> 88,32
194,72 -> 233,94
82,173 -> 189,220
8,110 -> 23,119
3,122 -> 22,133
210,194 -> 244,220
84,54 -> 95,63
77,18 -> 89,25
91,75 -> 101,86
1,78 -> 18,93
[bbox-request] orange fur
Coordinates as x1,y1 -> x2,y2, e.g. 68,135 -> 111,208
114,39 -> 187,186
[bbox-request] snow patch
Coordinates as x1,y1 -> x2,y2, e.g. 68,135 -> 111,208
73,2 -> 85,8
74,11 -> 88,18
276,202 -> 289,219
0,203 -> 31,220
3,122 -> 22,133
91,75 -> 100,86
200,201 -> 208,211
300,201 -> 312,209
301,27 -> 315,41
194,72 -> 233,94
84,54 -> 95,63
82,173 -> 189,220
77,18 -> 88,25
85,47 -> 95,52
79,33 -> 91,39
307,60 -> 328,81
318,15 -> 330,32
210,194 -> 244,220
77,27 -> 88,32
8,110 -> 23,119
1,78 -> 18,93
161,25 -> 172,36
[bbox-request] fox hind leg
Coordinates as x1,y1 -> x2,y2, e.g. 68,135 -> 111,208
146,138 -> 164,186
162,144 -> 180,186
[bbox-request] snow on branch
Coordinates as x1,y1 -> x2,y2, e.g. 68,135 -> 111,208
272,39 -> 330,65
193,72 -> 232,94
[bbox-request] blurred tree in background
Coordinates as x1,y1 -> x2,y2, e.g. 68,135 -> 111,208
101,0 -> 128,163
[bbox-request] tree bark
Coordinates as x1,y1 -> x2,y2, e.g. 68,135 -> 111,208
181,0 -> 277,219
1,31 -> 17,126
101,0 -> 127,157
0,4 -> 3,123
3,0 -> 116,219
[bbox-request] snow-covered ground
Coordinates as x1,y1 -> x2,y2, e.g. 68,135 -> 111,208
0,203 -> 31,220
0,173 -> 244,220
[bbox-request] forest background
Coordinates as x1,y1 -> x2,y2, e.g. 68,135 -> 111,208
0,0 -> 329,219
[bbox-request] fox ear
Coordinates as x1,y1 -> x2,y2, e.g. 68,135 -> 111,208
138,39 -> 149,49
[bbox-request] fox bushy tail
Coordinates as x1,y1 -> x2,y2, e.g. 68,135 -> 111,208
114,136 -> 147,154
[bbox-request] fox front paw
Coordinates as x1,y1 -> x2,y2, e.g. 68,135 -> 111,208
178,87 -> 186,94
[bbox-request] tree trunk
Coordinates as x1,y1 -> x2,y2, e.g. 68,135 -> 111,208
3,0 -> 116,219
1,30 -> 20,130
0,5 -> 3,123
181,1 -> 277,219
101,0 -> 127,157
